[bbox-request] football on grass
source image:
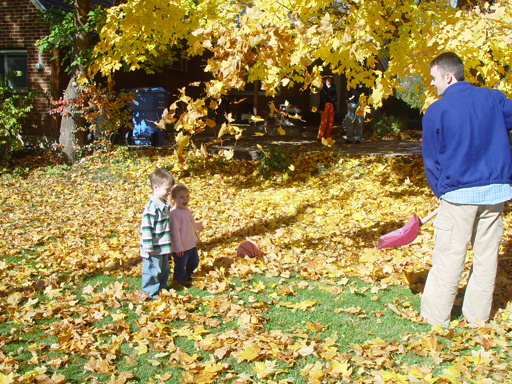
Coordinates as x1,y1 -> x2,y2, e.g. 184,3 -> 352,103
236,240 -> 262,258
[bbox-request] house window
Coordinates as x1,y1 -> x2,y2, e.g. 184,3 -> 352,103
0,51 -> 28,90
171,57 -> 188,72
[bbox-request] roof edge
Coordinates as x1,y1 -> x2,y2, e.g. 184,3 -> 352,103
29,0 -> 47,12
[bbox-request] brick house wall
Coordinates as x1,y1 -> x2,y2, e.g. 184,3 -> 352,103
1,0 -> 318,142
0,0 -> 59,137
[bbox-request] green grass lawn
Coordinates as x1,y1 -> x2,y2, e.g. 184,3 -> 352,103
1,146 -> 512,383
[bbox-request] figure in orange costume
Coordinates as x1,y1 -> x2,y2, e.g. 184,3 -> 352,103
317,76 -> 337,141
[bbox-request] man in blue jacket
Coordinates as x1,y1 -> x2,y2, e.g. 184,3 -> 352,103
421,52 -> 512,327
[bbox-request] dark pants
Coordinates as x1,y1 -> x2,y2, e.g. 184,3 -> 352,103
172,247 -> 199,285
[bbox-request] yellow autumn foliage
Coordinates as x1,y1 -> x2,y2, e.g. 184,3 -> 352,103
89,0 -> 512,143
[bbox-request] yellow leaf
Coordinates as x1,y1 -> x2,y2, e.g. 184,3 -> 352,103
278,285 -> 295,295
277,126 -> 286,135
124,356 -> 138,366
321,137 -> 335,146
51,373 -> 67,384
292,300 -> 317,311
218,123 -> 230,138
111,313 -> 127,321
222,149 -> 235,160
381,371 -> 408,383
236,345 -> 261,362
268,101 -> 275,114
250,281 -> 266,293
352,213 -> 364,221
250,115 -> 265,122
252,360 -> 279,379
205,118 -> 217,128
329,360 -> 352,378
345,307 -> 362,314
175,131 -> 190,148
306,322 -> 325,332
0,373 -> 15,384
134,344 -> 148,355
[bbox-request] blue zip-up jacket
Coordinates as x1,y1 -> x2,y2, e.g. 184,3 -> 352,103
422,81 -> 512,198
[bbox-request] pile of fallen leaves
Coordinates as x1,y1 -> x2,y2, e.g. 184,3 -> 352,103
1,146 -> 512,384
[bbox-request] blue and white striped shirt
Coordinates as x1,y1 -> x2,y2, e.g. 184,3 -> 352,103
140,195 -> 171,257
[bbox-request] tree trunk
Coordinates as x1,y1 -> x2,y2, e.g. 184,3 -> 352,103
59,73 -> 85,163
58,0 -> 90,164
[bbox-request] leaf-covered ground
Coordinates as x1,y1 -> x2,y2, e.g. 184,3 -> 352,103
1,146 -> 512,383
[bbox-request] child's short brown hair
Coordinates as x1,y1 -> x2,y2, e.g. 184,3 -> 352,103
171,183 -> 189,199
150,169 -> 175,189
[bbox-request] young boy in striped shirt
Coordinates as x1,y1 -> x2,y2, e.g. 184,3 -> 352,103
139,169 -> 175,299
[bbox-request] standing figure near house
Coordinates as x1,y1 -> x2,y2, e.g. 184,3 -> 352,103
169,183 -> 203,288
344,84 -> 365,144
140,169 -> 175,299
421,52 -> 512,327
317,75 -> 337,141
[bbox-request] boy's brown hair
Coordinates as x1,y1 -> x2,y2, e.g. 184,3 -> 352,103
171,183 -> 189,199
150,169 -> 175,189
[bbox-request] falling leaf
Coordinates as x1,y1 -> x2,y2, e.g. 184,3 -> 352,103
321,137 -> 335,147
222,149 -> 235,160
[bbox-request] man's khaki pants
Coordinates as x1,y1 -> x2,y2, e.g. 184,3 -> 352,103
421,199 -> 504,327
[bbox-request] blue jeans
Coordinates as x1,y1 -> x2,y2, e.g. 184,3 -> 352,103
141,254 -> 170,298
344,103 -> 364,141
172,247 -> 199,286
